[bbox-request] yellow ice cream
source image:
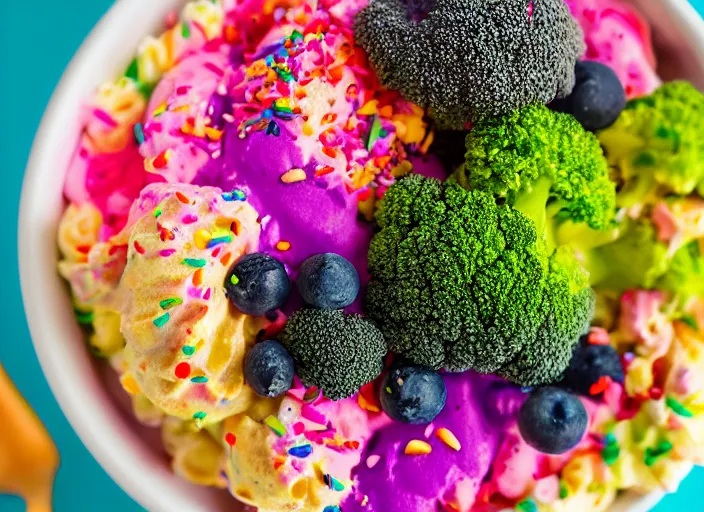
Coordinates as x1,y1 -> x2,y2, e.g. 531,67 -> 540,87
116,183 -> 265,425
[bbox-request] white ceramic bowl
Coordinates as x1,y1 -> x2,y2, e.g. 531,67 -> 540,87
18,1 -> 704,511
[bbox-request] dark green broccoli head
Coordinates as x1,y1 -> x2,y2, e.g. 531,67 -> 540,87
498,248 -> 595,385
598,81 -> 704,206
354,0 -> 584,129
280,309 -> 387,400
458,103 -> 616,233
366,174 -> 594,385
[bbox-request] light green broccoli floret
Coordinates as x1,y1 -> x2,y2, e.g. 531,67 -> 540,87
457,103 -> 616,235
598,81 -> 704,207
584,220 -> 669,292
365,174 -> 594,386
657,241 -> 704,303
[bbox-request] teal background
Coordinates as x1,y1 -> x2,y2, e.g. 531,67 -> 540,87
1,0 -> 704,510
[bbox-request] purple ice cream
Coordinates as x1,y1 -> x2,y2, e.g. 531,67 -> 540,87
344,372 -> 525,512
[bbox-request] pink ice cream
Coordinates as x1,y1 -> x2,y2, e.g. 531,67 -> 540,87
344,373 -> 524,512
137,6 -> 435,291
565,0 -> 661,98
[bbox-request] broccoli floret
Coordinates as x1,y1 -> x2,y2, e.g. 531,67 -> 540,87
365,174 -> 594,385
598,81 -> 704,207
657,241 -> 704,303
354,0 -> 584,129
585,220 -> 669,292
457,103 -> 616,235
280,309 -> 387,400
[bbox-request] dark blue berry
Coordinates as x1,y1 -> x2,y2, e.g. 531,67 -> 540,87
244,340 -> 295,397
518,387 -> 588,454
297,253 -> 360,309
562,342 -> 624,397
226,253 -> 290,316
379,362 -> 447,424
552,61 -> 626,131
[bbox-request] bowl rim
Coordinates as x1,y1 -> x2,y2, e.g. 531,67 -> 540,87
17,0 -> 704,511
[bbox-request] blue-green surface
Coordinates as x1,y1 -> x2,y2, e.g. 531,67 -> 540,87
1,1 -> 704,510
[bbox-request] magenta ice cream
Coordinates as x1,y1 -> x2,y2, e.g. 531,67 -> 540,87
136,6 -> 433,285
344,373 -> 525,512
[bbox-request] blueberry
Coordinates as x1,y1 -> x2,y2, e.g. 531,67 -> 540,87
226,253 -> 290,316
379,362 -> 447,424
297,253 -> 360,309
551,61 -> 626,131
518,387 -> 588,454
244,340 -> 295,397
562,342 -> 624,397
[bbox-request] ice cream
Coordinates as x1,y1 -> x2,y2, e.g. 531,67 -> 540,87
345,374 -> 523,512
115,183 -> 265,424
565,0 -> 661,98
54,0 -> 704,511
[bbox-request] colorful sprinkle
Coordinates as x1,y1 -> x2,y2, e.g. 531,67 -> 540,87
183,258 -> 207,268
192,411 -> 207,421
207,236 -> 233,248
225,432 -> 236,448
203,288 -> 212,300
644,440 -> 673,466
281,168 -> 306,184
124,58 -> 139,80
366,116 -> 383,151
153,312 -> 170,328
75,309 -> 94,325
303,386 -> 320,403
181,22 -> 190,39
176,191 -> 191,204
193,268 -> 204,287
602,433 -> 620,465
159,297 -> 183,310
288,444 -> 313,458
133,240 -> 146,254
323,474 -> 345,492
134,123 -> 145,144
182,345 -> 195,356
516,498 -> 538,512
404,440 -> 432,456
159,248 -> 176,257
436,428 -> 461,451
276,241 -> 291,251
120,374 -> 140,395
265,415 -> 287,437
222,190 -> 246,201
366,455 -> 380,469
194,229 -> 212,250
666,396 -> 694,418
182,214 -> 198,224
229,274 -> 240,285
152,149 -> 171,168
175,362 -> 191,379
323,507 -> 341,512
559,480 -> 569,499
190,376 -> 208,383
589,375 -> 612,395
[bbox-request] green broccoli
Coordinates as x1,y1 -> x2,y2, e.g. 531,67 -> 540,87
657,241 -> 704,304
584,220 -> 669,292
365,174 -> 594,386
280,309 -> 387,400
457,103 -> 616,237
598,81 -> 704,207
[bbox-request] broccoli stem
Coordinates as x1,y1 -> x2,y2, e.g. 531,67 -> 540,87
513,176 -> 555,252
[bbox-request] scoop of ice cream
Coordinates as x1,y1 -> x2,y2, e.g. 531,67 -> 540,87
565,0 -> 661,98
141,48 -> 235,184
116,183 -> 266,424
138,5 -> 432,283
223,387 -> 388,512
345,373 -> 519,512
